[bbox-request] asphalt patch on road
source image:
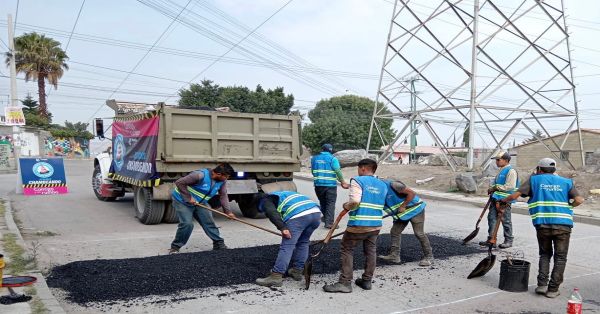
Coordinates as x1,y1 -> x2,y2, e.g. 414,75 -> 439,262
47,234 -> 480,305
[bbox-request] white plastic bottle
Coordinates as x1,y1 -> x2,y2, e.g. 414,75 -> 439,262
566,288 -> 582,314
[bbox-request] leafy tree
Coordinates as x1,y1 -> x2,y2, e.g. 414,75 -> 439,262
302,95 -> 395,153
177,80 -> 294,114
21,94 -> 52,128
49,121 -> 93,139
5,32 -> 68,119
522,129 -> 545,144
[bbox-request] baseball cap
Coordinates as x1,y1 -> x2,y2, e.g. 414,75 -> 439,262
322,143 -> 333,152
537,158 -> 556,168
491,151 -> 511,161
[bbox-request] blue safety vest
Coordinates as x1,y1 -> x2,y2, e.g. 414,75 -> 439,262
528,174 -> 574,227
172,169 -> 223,205
383,180 -> 425,221
262,191 -> 319,222
311,152 -> 338,187
348,176 -> 387,227
491,165 -> 520,203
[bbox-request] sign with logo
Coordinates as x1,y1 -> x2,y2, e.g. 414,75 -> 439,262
4,107 -> 26,126
109,111 -> 160,187
19,157 -> 68,195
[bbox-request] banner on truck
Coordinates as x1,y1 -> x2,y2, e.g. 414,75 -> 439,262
20,157 -> 68,195
109,111 -> 160,187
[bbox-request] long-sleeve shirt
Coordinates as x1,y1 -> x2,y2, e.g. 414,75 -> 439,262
261,195 -> 321,231
495,165 -> 518,192
312,152 -> 346,183
345,178 -> 382,234
174,170 -> 231,213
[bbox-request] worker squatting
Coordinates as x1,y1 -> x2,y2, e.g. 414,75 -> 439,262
165,144 -> 584,299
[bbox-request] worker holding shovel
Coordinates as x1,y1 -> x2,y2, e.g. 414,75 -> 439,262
378,178 -> 433,266
255,191 -> 322,287
500,158 -> 584,298
323,158 -> 388,293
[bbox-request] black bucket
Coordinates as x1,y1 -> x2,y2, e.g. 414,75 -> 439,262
498,259 -> 530,292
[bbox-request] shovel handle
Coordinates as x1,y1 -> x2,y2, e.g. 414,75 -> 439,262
322,213 -> 344,245
197,203 -> 281,236
475,197 -> 493,227
489,210 -> 504,245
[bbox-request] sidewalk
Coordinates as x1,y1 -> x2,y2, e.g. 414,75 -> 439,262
294,173 -> 600,227
0,200 -> 65,314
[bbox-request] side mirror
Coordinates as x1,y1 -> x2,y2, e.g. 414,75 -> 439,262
95,118 -> 104,138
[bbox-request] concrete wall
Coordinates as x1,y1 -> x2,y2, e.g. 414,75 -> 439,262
513,131 -> 600,169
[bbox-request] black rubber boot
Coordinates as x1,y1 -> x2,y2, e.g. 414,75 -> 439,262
355,278 -> 372,290
213,240 -> 228,250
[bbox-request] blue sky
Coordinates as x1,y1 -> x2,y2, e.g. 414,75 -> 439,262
1,0 -> 599,147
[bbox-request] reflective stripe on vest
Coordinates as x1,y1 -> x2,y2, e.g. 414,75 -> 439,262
491,165 -> 520,202
527,174 -> 574,227
383,180 -> 425,221
311,153 -> 337,186
172,169 -> 223,204
271,191 -> 319,222
348,176 -> 387,227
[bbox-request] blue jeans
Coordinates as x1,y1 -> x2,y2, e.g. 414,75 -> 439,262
170,199 -> 223,249
487,201 -> 513,243
272,212 -> 321,274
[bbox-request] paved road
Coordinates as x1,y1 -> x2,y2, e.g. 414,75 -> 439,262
2,160 -> 599,313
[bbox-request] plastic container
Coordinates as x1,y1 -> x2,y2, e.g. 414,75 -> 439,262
498,259 -> 530,292
567,288 -> 582,314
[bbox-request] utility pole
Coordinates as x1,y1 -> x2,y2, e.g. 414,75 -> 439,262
8,14 -> 22,194
467,0 -> 479,171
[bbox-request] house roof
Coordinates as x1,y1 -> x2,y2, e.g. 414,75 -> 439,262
513,128 -> 600,149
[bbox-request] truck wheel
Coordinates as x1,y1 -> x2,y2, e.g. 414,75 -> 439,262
162,201 -> 179,223
237,194 -> 262,219
133,187 -> 165,225
92,164 -> 116,202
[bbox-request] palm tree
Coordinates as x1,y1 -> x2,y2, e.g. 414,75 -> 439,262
5,32 -> 68,119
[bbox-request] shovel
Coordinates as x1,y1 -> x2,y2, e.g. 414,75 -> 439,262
303,212 -> 344,290
197,203 -> 281,236
467,202 -> 505,279
462,196 -> 493,244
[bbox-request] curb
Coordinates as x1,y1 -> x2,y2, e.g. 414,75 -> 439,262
3,201 -> 66,314
293,173 -> 600,227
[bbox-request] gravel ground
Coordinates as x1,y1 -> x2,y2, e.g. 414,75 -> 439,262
46,233 -> 480,305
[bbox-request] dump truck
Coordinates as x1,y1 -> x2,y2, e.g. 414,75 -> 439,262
92,100 -> 301,224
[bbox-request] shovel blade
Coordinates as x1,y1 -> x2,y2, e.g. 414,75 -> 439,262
467,254 -> 497,279
303,258 -> 313,290
462,227 -> 480,244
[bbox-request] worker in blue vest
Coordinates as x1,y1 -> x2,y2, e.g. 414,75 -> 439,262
323,158 -> 388,293
501,158 -> 583,298
169,163 -> 236,254
255,191 -> 321,287
378,178 -> 433,266
480,151 -> 519,249
311,144 -> 350,229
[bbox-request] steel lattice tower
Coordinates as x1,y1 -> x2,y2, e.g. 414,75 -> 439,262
367,0 -> 584,171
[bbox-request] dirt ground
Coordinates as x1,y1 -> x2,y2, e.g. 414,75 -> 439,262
301,163 -> 600,210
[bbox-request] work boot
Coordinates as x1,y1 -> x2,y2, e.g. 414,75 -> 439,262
256,272 -> 283,287
213,240 -> 228,250
418,258 -> 432,267
535,285 -> 548,295
378,248 -> 401,263
287,268 -> 303,281
545,290 -> 560,298
498,242 -> 512,249
168,247 -> 179,254
323,282 -> 352,293
355,278 -> 372,290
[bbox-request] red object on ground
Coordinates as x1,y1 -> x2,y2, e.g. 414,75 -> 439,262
1,276 -> 37,288
567,288 -> 583,314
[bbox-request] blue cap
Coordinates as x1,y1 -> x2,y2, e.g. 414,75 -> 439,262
322,144 -> 333,152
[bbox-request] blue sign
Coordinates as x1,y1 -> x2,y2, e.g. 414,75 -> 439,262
19,157 -> 68,195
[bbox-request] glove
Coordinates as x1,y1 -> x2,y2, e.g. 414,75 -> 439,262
487,186 -> 497,195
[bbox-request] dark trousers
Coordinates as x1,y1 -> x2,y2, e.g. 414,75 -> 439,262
487,201 -> 513,243
390,211 -> 433,258
339,230 -> 379,284
314,186 -> 337,226
536,227 -> 571,291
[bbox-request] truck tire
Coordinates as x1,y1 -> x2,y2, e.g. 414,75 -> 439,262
133,187 -> 165,225
92,164 -> 116,202
162,201 -> 179,223
237,194 -> 262,219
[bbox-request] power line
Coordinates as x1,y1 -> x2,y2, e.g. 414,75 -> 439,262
65,0 -> 86,52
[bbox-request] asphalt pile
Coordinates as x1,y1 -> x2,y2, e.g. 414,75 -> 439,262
47,234 -> 480,305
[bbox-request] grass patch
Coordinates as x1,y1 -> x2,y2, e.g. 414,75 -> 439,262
34,230 -> 59,237
1,233 -> 37,274
24,287 -> 49,314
